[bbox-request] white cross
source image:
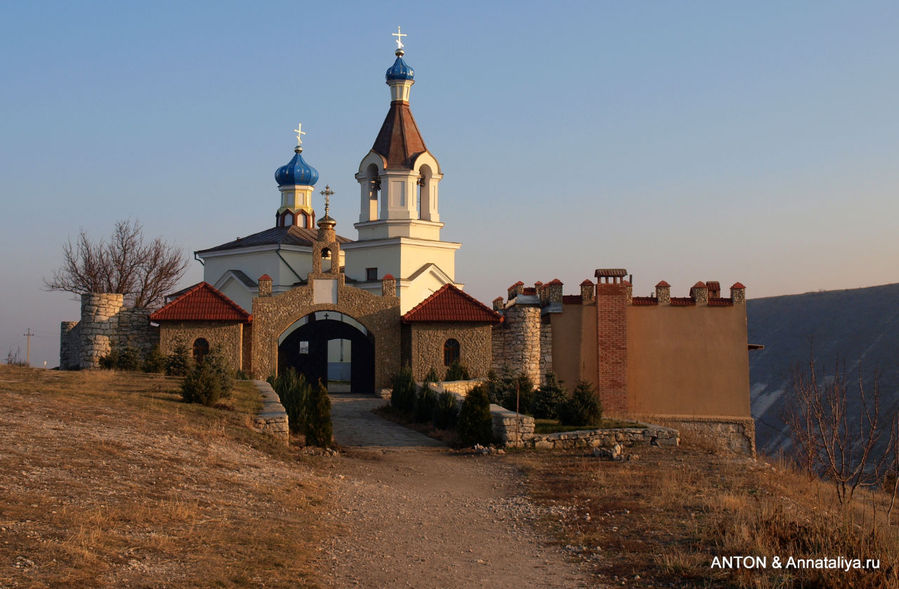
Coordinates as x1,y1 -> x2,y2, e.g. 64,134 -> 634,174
293,122 -> 306,146
392,26 -> 406,50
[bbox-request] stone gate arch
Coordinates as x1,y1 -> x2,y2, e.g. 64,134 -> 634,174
251,277 -> 401,392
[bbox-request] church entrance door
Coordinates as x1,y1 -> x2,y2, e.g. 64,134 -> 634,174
278,311 -> 375,394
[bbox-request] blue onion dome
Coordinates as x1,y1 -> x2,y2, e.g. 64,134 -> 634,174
386,54 -> 414,81
275,147 -> 319,186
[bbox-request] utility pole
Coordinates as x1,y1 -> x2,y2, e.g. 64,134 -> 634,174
23,328 -> 33,366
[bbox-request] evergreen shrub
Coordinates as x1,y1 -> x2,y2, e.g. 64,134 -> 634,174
457,384 -> 494,446
533,373 -> 567,419
559,380 -> 603,427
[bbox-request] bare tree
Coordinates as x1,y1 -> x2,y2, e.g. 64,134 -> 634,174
786,356 -> 892,506
45,219 -> 187,309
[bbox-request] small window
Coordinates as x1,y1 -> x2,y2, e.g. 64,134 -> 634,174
282,211 -> 294,227
443,338 -> 460,366
366,267 -> 378,281
192,338 -> 210,363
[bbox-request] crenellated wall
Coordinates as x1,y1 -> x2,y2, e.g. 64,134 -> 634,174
492,273 -> 754,454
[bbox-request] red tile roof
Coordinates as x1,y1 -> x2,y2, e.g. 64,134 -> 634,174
669,297 -> 696,306
580,279 -> 593,286
150,282 -> 251,323
259,274 -> 272,281
655,280 -> 670,288
383,274 -> 395,280
545,278 -> 563,285
731,282 -> 746,289
631,296 -> 659,306
402,284 -> 502,324
708,297 -> 734,306
693,281 -> 707,288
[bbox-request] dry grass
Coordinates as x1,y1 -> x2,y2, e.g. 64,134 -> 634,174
509,441 -> 899,588
0,366 -> 329,587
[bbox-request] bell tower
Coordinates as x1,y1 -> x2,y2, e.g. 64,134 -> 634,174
343,28 -> 461,313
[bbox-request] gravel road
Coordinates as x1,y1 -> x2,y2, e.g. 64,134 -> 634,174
317,395 -> 587,588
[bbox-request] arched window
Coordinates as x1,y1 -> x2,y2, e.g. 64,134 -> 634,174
193,338 -> 210,363
365,163 -> 380,221
298,211 -> 308,228
443,338 -> 460,366
282,211 -> 294,227
418,164 -> 433,220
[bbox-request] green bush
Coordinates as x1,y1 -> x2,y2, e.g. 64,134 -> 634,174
99,344 -> 142,371
533,373 -> 567,419
268,368 -> 311,433
457,384 -> 494,446
444,360 -> 470,382
559,380 -> 603,427
304,380 -> 333,447
180,349 -> 233,406
142,346 -> 167,373
488,368 -> 535,414
414,386 -> 439,423
166,344 -> 192,376
423,367 -> 440,386
390,365 -> 416,415
433,391 -> 458,430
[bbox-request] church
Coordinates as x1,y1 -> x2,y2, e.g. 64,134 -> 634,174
61,30 -> 756,453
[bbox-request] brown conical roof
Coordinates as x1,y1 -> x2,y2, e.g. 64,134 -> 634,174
372,101 -> 427,169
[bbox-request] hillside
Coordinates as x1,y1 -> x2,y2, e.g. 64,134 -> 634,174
748,283 -> 899,457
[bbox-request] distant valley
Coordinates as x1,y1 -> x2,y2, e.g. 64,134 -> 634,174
748,283 -> 899,457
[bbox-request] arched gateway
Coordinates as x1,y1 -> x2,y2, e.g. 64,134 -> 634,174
278,311 -> 374,394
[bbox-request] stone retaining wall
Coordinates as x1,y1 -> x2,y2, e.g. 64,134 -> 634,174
252,380 -> 289,444
524,424 -> 679,450
634,415 -> 755,456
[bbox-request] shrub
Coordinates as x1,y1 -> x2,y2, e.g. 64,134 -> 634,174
423,367 -> 440,385
444,360 -> 470,382
180,349 -> 233,406
433,391 -> 459,430
99,344 -> 142,371
268,368 -> 311,433
390,365 -> 416,415
142,347 -> 167,373
166,344 -> 192,376
457,384 -> 494,446
489,368 -> 535,414
304,380 -> 332,447
533,373 -> 567,419
559,380 -> 603,426
414,385 -> 439,423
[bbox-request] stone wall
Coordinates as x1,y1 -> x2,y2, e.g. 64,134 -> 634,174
524,424 -> 679,450
408,323 -> 492,381
491,304 -> 541,385
59,321 -> 81,370
252,380 -> 289,444
158,321 -> 245,371
491,405 -> 535,446
635,415 -> 756,456
252,278 -> 401,390
62,293 -> 158,369
538,320 -> 552,383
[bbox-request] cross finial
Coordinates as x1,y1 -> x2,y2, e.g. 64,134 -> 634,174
321,185 -> 334,217
292,122 -> 306,146
392,26 -> 407,52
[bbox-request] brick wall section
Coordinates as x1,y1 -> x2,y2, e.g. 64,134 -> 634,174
596,283 -> 628,416
409,323 -> 492,381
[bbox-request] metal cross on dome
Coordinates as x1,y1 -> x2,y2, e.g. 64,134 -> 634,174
392,26 -> 406,50
293,122 -> 306,146
321,185 -> 334,216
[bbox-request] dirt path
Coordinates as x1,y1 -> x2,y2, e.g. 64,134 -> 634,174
318,395 -> 587,588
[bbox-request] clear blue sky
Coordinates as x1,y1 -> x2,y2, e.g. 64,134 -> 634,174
2,1 -> 897,367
